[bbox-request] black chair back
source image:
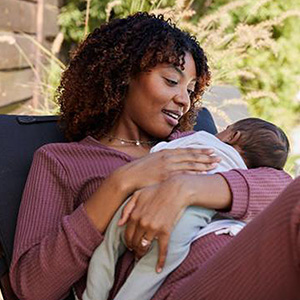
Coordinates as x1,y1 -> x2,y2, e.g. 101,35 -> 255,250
0,115 -> 70,299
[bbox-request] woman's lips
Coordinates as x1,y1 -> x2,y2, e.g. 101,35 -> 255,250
162,110 -> 180,127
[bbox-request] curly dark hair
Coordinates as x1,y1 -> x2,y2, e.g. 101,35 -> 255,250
57,12 -> 211,141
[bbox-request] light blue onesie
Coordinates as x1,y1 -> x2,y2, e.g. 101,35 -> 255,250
82,131 -> 247,300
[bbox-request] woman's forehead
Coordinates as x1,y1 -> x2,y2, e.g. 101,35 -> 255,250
150,53 -> 196,77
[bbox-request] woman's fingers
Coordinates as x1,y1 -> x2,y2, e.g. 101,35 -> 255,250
135,231 -> 157,259
170,151 -> 221,164
156,234 -> 169,273
159,148 -> 221,171
120,147 -> 221,193
130,211 -> 158,257
123,184 -> 186,267
131,224 -> 147,252
175,161 -> 219,172
160,147 -> 215,157
118,197 -> 138,226
124,220 -> 136,250
176,152 -> 221,172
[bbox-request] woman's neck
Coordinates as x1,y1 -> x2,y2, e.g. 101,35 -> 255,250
108,116 -> 155,144
98,135 -> 152,158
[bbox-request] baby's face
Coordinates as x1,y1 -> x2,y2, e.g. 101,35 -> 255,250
215,125 -> 234,144
215,124 -> 243,157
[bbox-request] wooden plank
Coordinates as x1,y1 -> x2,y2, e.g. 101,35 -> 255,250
21,0 -> 58,6
0,69 -> 34,107
44,4 -> 59,37
46,0 -> 59,6
0,33 -> 36,70
0,0 -> 36,34
0,0 -> 59,36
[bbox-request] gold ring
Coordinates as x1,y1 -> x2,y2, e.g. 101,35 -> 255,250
140,237 -> 151,247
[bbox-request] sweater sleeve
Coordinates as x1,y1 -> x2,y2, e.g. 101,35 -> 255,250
9,147 -> 104,300
217,167 -> 293,221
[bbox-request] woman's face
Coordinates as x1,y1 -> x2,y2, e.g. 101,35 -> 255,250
119,52 -> 197,139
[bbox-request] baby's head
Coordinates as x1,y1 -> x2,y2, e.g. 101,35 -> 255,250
216,118 -> 289,170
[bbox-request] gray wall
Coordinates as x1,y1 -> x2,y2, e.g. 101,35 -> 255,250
0,0 -> 59,112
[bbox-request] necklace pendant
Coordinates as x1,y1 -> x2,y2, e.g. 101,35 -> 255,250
121,141 -> 125,145
135,140 -> 140,146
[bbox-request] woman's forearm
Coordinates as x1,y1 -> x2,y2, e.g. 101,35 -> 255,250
176,168 -> 292,221
219,168 -> 293,221
10,206 -> 103,300
178,168 -> 293,221
84,168 -> 132,233
10,148 -> 104,300
171,174 -> 232,210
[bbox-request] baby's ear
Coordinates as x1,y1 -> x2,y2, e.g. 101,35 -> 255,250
229,130 -> 241,145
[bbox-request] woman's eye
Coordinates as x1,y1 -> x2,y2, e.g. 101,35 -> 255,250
188,89 -> 194,96
164,78 -> 178,85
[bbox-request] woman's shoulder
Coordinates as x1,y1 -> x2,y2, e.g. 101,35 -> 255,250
36,138 -> 89,156
34,135 -> 133,164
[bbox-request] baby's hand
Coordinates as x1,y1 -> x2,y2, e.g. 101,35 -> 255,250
118,197 -> 137,226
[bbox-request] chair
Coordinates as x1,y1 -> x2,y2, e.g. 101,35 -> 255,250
0,115 -> 72,300
0,108 -> 217,300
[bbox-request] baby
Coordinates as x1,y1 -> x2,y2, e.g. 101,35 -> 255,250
83,117 -> 289,300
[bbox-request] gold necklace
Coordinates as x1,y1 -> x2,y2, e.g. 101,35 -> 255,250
103,134 -> 157,146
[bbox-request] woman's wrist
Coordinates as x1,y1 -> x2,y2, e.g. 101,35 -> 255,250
171,173 -> 232,210
166,174 -> 197,208
113,164 -> 137,196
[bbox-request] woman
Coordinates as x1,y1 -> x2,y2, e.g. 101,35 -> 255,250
10,13 -> 294,300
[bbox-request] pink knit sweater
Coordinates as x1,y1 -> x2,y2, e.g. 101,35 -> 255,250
9,134 -> 292,300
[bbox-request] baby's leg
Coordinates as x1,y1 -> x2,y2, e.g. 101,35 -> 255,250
82,198 -> 130,300
113,206 -> 215,300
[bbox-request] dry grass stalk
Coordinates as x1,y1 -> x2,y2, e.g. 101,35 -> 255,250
84,0 -> 92,36
244,91 -> 280,103
106,0 -> 122,21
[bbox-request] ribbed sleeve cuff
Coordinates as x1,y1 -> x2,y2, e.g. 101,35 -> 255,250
217,170 -> 249,219
67,204 -> 104,252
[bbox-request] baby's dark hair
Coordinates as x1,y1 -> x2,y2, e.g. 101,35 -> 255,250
232,118 -> 289,170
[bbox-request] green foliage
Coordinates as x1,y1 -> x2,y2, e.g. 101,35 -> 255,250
188,0 -> 300,131
58,0 -> 175,43
224,0 -> 300,131
58,0 -> 108,42
57,0 -> 300,131
285,154 -> 300,177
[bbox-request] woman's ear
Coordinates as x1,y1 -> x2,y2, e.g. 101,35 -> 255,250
229,130 -> 241,145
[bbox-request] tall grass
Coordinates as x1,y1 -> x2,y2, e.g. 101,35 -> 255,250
0,33 -> 65,114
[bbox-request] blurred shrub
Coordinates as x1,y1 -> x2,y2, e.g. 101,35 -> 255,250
57,0 -> 300,130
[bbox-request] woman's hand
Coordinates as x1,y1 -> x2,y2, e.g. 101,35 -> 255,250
120,177 -> 192,273
118,173 -> 232,272
116,148 -> 220,195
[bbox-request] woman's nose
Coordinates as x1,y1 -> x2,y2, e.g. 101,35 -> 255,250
173,90 -> 191,112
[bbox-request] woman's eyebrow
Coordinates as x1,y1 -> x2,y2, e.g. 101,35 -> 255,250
166,65 -> 196,81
